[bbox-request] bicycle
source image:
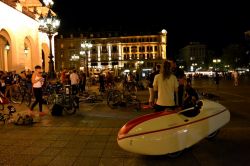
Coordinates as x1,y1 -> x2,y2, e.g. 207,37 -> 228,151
46,85 -> 79,115
10,82 -> 32,107
43,82 -> 64,110
106,87 -> 122,107
107,89 -> 141,111
0,92 -> 16,124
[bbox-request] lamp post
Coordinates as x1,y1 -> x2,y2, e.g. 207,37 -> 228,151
213,59 -> 221,71
38,0 -> 60,79
70,54 -> 80,68
80,41 -> 92,77
191,63 -> 197,72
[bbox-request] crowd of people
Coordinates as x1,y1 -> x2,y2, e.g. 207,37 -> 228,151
0,61 -> 244,115
0,70 -> 33,97
147,60 -> 199,112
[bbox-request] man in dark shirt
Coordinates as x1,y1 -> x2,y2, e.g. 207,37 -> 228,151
171,60 -> 185,106
183,82 -> 199,109
5,72 -> 13,97
148,64 -> 160,106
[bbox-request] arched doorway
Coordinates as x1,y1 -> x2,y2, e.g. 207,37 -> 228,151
42,43 -> 49,72
24,36 -> 33,71
0,29 -> 12,72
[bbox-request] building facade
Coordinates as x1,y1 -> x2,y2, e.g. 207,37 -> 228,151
0,0 -> 56,72
55,30 -> 167,73
179,42 -> 208,71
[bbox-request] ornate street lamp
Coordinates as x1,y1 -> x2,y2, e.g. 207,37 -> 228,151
70,54 -> 80,61
213,59 -> 221,71
80,41 -> 92,77
38,0 -> 60,79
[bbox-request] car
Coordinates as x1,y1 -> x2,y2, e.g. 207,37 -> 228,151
117,100 -> 230,156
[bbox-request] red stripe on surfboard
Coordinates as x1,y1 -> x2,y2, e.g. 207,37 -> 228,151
118,109 -> 227,140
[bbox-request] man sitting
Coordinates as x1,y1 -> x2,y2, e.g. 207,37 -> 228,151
183,82 -> 199,109
181,82 -> 200,117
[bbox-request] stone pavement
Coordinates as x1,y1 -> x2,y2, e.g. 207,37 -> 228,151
0,78 -> 250,166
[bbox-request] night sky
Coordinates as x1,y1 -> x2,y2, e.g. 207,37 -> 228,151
53,0 -> 250,57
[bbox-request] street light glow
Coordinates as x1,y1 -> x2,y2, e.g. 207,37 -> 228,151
80,41 -> 93,77
38,2 -> 60,79
24,47 -> 29,55
71,54 -> 80,61
43,0 -> 54,7
213,59 -> 221,63
5,44 -> 10,50
161,29 -> 167,34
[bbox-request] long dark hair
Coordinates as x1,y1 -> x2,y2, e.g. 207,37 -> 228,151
161,60 -> 172,80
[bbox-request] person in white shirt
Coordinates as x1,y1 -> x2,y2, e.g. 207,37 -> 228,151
70,70 -> 79,95
153,61 -> 179,112
30,65 -> 45,115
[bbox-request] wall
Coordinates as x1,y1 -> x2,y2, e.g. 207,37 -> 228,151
0,1 -> 50,72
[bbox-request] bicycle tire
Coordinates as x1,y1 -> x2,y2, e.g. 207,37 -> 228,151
63,102 -> 77,115
63,95 -> 78,115
47,94 -> 57,110
0,103 -> 4,110
11,92 -> 22,104
107,90 -> 122,107
23,93 -> 32,107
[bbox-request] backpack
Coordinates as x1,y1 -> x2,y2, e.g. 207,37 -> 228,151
51,104 -> 63,116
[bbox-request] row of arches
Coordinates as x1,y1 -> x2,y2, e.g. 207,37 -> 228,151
0,28 -> 50,72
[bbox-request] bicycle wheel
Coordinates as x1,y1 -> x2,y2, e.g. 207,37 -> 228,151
0,103 -> 4,110
47,94 -> 57,110
63,99 -> 77,115
11,92 -> 22,104
64,106 -> 77,115
23,93 -> 32,107
107,90 -> 122,108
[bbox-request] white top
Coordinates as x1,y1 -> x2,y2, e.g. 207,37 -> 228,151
33,76 -> 43,88
153,74 -> 178,106
70,73 -> 79,85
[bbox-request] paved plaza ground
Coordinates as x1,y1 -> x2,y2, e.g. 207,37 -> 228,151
0,77 -> 250,166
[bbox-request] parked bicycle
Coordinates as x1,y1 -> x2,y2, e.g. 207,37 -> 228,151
43,81 -> 64,110
45,85 -> 79,115
10,82 -> 32,107
107,89 -> 141,111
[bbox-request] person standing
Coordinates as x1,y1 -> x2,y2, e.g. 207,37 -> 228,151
5,72 -> 13,98
148,64 -> 160,106
70,70 -> 79,95
99,73 -> 105,93
30,65 -> 45,115
0,76 -> 6,95
78,71 -> 86,94
82,72 -> 86,92
171,60 -> 185,106
232,70 -> 239,86
60,68 -> 67,84
215,72 -> 220,90
153,61 -> 178,112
